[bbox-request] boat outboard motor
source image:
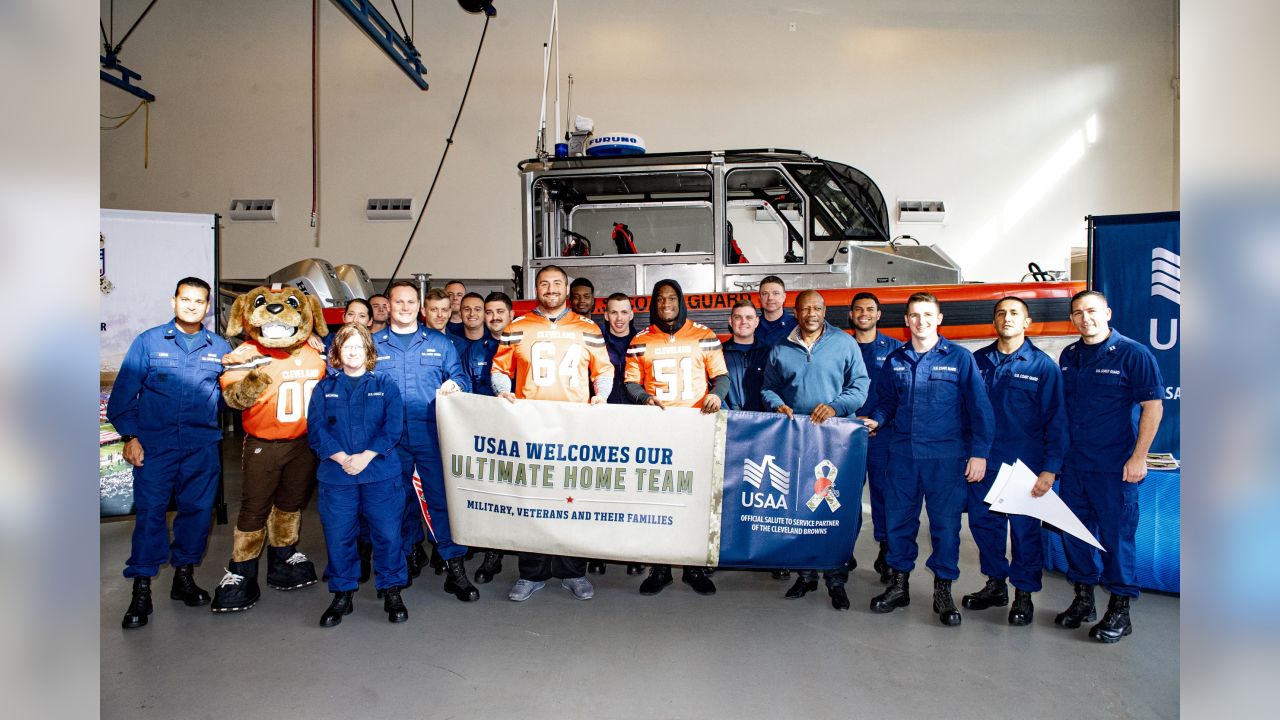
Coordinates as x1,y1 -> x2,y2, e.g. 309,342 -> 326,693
333,263 -> 375,299
265,258 -> 349,307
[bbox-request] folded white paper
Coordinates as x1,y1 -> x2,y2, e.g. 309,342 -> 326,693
983,460 -> 1105,551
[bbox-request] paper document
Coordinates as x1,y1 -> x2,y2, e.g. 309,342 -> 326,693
1145,452 -> 1179,470
983,460 -> 1105,551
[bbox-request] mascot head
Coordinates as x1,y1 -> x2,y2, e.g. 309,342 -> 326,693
226,285 -> 328,349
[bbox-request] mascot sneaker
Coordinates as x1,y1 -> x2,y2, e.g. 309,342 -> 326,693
211,560 -> 261,613
266,545 -> 318,591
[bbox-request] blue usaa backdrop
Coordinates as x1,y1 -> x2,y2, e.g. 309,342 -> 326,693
1091,212 -> 1180,457
718,411 -> 869,569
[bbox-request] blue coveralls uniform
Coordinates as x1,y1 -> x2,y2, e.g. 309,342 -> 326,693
447,332 -> 474,361
462,335 -> 500,396
857,332 -> 900,543
1059,330 -> 1163,598
761,323 -> 869,588
598,319 -> 635,404
970,339 -> 1068,592
722,340 -> 769,412
307,371 -> 407,591
373,325 -> 471,560
756,311 -> 797,348
869,336 -> 995,580
106,321 -> 231,579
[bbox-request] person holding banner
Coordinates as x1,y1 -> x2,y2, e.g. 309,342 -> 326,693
761,290 -> 869,611
863,292 -> 994,626
962,297 -> 1068,626
1054,290 -> 1163,643
850,291 -> 901,583
307,323 -> 409,626
108,277 -> 231,629
463,291 -> 513,585
491,265 -> 614,602
373,281 -> 478,602
623,279 -> 730,596
722,299 -> 769,413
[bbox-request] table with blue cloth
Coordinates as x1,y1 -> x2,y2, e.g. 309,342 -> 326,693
1042,469 -> 1180,593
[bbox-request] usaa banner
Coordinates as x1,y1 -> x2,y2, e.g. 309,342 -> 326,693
1091,212 -> 1180,456
435,394 -> 868,568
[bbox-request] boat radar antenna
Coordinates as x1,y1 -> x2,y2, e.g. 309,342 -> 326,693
535,0 -> 560,163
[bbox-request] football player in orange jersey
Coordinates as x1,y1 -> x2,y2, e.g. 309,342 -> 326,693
491,265 -> 613,601
623,279 -> 730,596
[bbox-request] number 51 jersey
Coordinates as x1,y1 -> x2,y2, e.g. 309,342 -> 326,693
491,309 -> 612,403
220,339 -> 327,440
624,321 -> 728,407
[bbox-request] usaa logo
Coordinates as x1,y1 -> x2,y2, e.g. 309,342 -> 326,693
740,455 -> 790,510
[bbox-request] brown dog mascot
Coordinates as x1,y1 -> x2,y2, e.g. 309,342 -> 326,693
210,284 -> 329,613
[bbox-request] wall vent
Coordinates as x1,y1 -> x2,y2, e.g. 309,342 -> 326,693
366,197 -> 414,221
896,199 -> 946,224
228,198 -> 278,222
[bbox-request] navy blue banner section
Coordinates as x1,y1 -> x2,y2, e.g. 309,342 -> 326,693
718,411 -> 869,569
1091,212 -> 1180,456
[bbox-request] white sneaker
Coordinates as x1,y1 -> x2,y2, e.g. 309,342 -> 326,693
508,578 -> 545,602
561,576 -> 594,600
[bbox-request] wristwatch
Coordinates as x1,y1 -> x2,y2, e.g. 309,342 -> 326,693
120,434 -> 137,443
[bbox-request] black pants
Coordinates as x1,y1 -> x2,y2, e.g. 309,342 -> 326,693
519,552 -> 586,581
799,566 -> 848,589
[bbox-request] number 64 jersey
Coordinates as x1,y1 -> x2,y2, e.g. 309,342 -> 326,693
624,321 -> 728,407
491,309 -> 613,403
220,340 -> 327,439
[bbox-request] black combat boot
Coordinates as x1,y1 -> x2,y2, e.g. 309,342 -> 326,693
874,541 -> 891,583
1054,583 -> 1097,628
962,576 -> 1009,611
785,574 -> 819,599
121,576 -> 153,629
1008,589 -> 1034,626
1089,594 -> 1133,643
170,565 -> 211,607
406,542 -> 427,580
473,551 -> 504,584
933,578 -> 962,626
870,571 -> 910,613
443,557 -> 480,602
587,560 -> 607,575
383,586 -> 408,623
829,586 -> 851,612
211,559 -> 261,613
639,564 -> 674,595
319,591 -> 354,628
266,545 -> 318,591
429,544 -> 446,576
681,567 -> 716,596
357,542 -> 373,584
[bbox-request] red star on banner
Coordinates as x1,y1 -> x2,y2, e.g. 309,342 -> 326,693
565,496 -> 574,503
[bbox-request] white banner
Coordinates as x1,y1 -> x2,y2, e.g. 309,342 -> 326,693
436,393 -> 726,566
100,209 -> 218,373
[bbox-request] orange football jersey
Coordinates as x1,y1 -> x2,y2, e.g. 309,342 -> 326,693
624,321 -> 728,407
491,309 -> 613,403
220,340 -> 327,439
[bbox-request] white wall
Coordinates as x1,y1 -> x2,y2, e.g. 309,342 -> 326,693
100,0 -> 1177,283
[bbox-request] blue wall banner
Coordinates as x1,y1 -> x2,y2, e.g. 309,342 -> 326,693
436,394 -> 868,569
1090,211 -> 1180,456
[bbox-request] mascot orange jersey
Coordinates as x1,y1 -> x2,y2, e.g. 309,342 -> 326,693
492,310 -> 611,403
221,339 -> 327,440
624,322 -> 728,407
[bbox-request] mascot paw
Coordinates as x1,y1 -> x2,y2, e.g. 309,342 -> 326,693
223,368 -> 273,411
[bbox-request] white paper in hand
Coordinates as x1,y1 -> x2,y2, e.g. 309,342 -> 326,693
984,460 -> 1105,552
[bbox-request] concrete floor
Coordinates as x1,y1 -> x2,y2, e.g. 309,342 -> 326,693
101,440 -> 1179,720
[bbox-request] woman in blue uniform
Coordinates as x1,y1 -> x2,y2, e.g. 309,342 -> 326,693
307,322 -> 409,626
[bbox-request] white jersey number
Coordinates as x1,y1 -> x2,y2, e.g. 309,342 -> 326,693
652,357 -> 697,402
531,342 -> 582,389
275,379 -> 319,423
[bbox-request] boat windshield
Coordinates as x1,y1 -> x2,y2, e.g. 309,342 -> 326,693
786,163 -> 890,242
